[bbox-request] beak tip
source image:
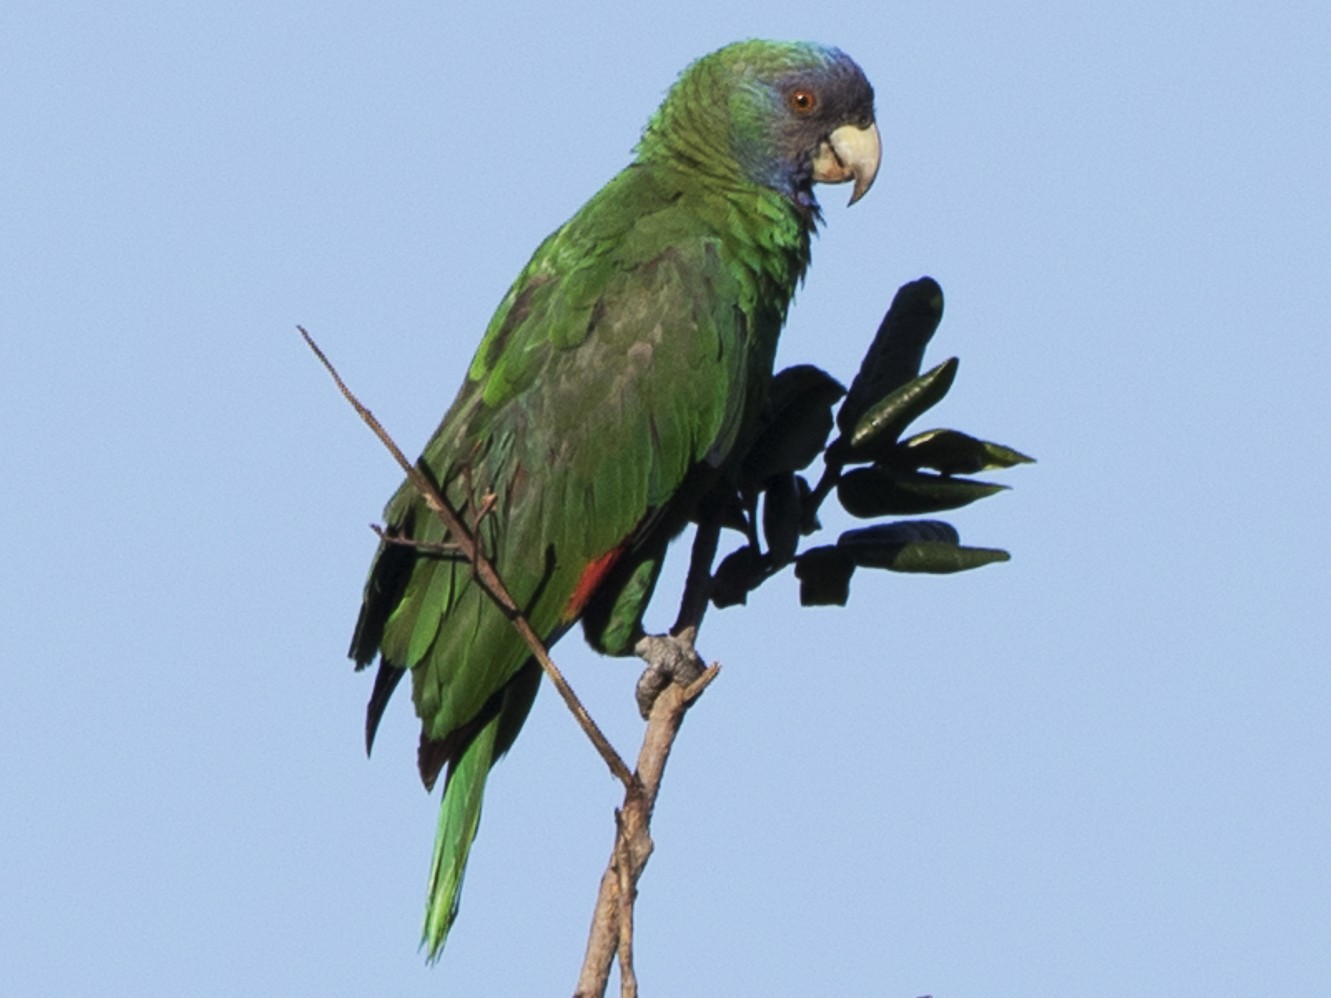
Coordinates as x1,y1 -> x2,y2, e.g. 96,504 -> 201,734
840,121 -> 881,207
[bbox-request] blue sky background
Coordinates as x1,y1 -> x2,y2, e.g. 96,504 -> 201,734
3,2 -> 1328,995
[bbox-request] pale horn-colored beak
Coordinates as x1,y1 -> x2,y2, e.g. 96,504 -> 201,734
811,121 -> 882,205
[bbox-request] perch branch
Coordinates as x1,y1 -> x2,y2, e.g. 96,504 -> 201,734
575,664 -> 720,998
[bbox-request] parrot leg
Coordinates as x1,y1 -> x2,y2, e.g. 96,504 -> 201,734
633,627 -> 706,718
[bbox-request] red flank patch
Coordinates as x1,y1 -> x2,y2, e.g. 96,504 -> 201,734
563,546 -> 625,621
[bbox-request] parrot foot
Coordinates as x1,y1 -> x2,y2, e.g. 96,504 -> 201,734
633,627 -> 705,718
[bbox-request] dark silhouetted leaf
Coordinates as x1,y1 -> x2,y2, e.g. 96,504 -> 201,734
710,546 -> 769,608
838,466 -> 1007,517
741,365 -> 845,485
858,541 -> 1009,573
891,428 -> 1036,475
837,523 -> 1008,573
845,357 -> 959,460
839,521 -> 961,550
839,277 -> 945,434
794,546 -> 856,606
760,472 -> 801,565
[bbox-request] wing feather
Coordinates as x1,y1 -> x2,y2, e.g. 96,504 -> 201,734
351,164 -> 764,762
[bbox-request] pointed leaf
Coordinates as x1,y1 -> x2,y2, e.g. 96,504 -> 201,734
839,277 -> 945,434
845,357 -> 959,460
742,365 -> 845,485
838,466 -> 1007,518
839,537 -> 1010,574
892,428 -> 1036,475
794,545 -> 856,606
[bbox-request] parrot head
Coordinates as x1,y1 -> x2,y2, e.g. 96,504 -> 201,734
638,39 -> 881,211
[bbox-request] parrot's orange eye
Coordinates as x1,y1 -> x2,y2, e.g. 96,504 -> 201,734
788,89 -> 817,114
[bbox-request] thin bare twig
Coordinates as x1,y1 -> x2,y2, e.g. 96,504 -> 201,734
298,325 -> 634,789
369,524 -> 464,557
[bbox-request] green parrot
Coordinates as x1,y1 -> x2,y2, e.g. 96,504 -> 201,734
349,38 -> 880,959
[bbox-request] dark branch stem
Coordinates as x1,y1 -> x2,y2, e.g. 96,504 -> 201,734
808,453 -> 843,513
299,326 -> 634,790
672,512 -> 721,635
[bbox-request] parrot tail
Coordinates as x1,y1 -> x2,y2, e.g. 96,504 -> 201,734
420,712 -> 499,962
418,661 -> 541,961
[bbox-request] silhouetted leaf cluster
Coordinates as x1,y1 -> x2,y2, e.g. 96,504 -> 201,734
703,277 -> 1032,609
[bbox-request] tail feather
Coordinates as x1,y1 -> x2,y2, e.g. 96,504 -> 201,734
421,710 -> 500,962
